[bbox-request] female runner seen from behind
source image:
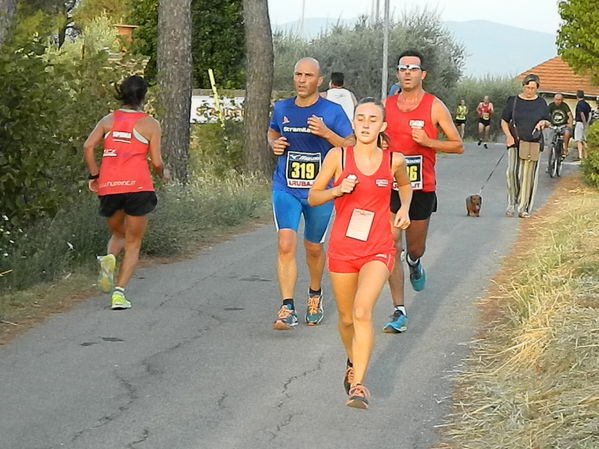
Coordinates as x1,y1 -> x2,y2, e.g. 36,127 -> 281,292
84,75 -> 169,310
308,98 -> 412,409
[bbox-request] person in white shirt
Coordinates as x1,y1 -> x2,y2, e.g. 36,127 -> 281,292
322,72 -> 358,122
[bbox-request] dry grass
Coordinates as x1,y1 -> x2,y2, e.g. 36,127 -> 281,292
435,175 -> 599,449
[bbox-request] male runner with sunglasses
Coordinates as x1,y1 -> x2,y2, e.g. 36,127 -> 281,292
382,49 -> 464,333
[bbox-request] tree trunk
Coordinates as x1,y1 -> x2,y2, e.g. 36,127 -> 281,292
242,0 -> 274,175
157,0 -> 192,182
0,0 -> 17,49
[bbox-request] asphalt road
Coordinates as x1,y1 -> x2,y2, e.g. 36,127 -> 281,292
1,143 -> 573,449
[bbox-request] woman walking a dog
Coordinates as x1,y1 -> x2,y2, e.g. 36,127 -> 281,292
308,98 -> 412,409
501,74 -> 550,218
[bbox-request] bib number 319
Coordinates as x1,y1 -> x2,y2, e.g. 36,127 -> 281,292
286,151 -> 321,188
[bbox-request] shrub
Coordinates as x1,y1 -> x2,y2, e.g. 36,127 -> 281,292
0,176 -> 270,293
582,121 -> 599,189
189,121 -> 244,176
0,21 -> 146,254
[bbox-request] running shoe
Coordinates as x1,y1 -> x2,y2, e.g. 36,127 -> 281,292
483,143 -> 488,149
383,309 -> 408,333
97,254 -> 116,293
343,364 -> 354,395
346,384 -> 370,409
273,304 -> 298,330
305,291 -> 324,326
477,140 -> 482,146
408,259 -> 426,291
111,290 -> 131,310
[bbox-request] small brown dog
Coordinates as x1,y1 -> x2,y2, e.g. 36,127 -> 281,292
466,194 -> 482,217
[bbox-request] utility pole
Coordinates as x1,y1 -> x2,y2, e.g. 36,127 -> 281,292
300,0 -> 306,37
380,0 -> 390,99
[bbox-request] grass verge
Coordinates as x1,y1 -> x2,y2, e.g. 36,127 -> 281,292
0,174 -> 271,344
434,174 -> 599,449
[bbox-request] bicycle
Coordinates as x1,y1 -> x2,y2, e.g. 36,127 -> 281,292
547,125 -> 566,178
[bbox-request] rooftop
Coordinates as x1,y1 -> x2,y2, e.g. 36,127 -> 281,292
517,56 -> 599,97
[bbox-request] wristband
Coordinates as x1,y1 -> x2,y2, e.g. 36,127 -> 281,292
88,173 -> 99,180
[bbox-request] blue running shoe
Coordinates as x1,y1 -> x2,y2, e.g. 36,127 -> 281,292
305,291 -> 324,326
383,310 -> 408,333
408,260 -> 426,291
273,304 -> 298,330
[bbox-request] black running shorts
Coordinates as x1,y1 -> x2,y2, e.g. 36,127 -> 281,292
479,118 -> 491,127
390,190 -> 437,221
99,191 -> 158,217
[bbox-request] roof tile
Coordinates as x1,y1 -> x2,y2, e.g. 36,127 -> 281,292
517,56 -> 599,97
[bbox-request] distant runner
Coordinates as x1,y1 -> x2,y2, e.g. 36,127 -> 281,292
455,99 -> 468,139
323,72 -> 358,122
477,96 -> 494,149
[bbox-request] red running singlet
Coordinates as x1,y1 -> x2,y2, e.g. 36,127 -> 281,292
98,110 -> 154,196
479,102 -> 492,120
384,93 -> 438,192
328,147 -> 395,261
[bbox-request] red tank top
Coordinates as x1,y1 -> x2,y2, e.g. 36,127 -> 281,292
479,103 -> 491,120
384,92 -> 438,192
98,110 -> 154,196
328,147 -> 395,260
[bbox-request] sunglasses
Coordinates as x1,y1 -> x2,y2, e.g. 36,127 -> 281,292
397,64 -> 422,72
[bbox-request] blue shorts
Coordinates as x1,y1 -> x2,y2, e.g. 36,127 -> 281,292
272,190 -> 333,244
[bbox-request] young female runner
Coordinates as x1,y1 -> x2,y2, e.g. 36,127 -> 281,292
308,98 -> 412,409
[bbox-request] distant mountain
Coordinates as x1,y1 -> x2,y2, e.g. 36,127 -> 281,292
273,18 -> 557,79
443,20 -> 557,78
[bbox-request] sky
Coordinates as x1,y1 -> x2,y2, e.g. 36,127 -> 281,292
268,0 -> 562,35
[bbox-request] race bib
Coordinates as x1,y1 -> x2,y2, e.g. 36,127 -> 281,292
482,113 -> 490,120
346,208 -> 374,241
405,155 -> 423,190
286,151 -> 321,188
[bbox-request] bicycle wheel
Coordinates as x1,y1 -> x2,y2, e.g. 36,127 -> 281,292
548,143 -> 556,178
556,145 -> 562,177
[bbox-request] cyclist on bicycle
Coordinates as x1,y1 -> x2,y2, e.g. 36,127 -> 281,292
548,93 -> 573,158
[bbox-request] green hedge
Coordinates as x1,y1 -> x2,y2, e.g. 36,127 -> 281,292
453,76 -> 521,141
582,121 -> 599,189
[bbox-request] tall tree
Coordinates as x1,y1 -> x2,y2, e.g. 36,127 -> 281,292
557,0 -> 599,84
157,0 -> 192,182
0,0 -> 17,48
130,0 -> 244,88
242,0 -> 273,174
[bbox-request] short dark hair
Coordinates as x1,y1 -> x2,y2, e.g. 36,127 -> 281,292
397,50 -> 425,70
330,72 -> 344,87
576,90 -> 585,99
522,73 -> 540,87
116,75 -> 148,108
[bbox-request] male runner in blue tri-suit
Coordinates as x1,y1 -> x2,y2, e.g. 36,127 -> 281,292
268,57 -> 355,330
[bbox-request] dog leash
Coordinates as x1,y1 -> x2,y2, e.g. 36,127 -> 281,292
477,151 -> 506,195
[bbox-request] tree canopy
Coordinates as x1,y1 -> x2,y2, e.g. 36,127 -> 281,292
273,11 -> 465,103
130,0 -> 245,88
557,0 -> 599,84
